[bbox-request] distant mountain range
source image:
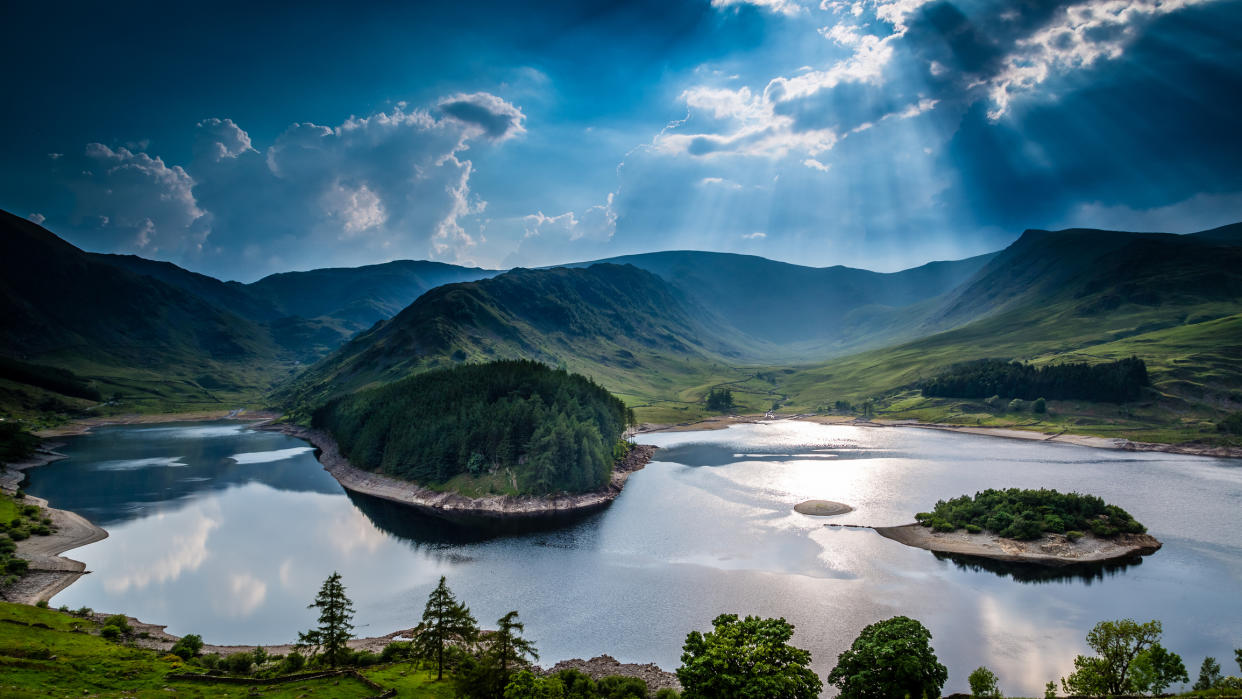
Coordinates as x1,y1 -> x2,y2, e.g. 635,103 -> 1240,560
2,208 -> 1240,442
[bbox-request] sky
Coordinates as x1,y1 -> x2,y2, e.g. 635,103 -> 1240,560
3,0 -> 1241,282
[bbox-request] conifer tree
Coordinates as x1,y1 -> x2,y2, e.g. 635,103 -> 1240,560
488,610 -> 539,684
414,576 -> 479,680
298,572 -> 355,668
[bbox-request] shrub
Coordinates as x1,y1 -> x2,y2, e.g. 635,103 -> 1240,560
251,645 -> 267,666
102,614 -> 132,635
199,653 -> 221,670
655,690 -> 681,699
170,633 -> 204,660
225,651 -> 254,675
29,524 -> 51,536
1008,398 -> 1025,412
73,606 -> 93,617
8,527 -> 29,541
100,625 -> 122,640
281,651 -> 306,672
5,558 -> 29,574
35,600 -> 48,609
1066,530 -> 1085,542
965,524 -> 983,534
597,675 -> 649,698
1033,397 -> 1047,414
380,641 -> 412,662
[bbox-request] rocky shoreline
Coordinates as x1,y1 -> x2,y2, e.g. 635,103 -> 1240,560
873,523 -> 1163,567
267,423 -> 658,519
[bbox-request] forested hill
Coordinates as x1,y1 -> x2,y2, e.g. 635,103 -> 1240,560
279,263 -> 771,413
313,360 -> 630,495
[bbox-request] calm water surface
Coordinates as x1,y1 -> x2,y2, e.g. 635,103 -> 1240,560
23,420 -> 1242,696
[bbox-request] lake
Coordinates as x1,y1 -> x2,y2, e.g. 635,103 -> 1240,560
22,419 -> 1242,696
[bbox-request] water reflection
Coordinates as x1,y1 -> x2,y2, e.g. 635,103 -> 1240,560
21,419 -> 1242,698
932,551 -> 1144,584
345,490 -> 606,545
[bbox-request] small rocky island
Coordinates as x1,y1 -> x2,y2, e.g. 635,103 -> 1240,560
794,500 -> 853,516
286,360 -> 657,520
877,488 -> 1162,567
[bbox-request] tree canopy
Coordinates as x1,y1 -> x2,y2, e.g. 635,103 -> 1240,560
1061,619 -> 1169,696
677,614 -> 821,699
921,357 -> 1148,403
826,616 -> 947,699
915,488 -> 1146,540
313,360 -> 629,495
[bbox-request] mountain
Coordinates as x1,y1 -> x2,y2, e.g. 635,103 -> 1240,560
244,260 -> 499,333
0,210 -> 295,414
95,254 -> 498,360
577,250 -> 995,348
278,263 -> 774,415
774,224 -> 1242,442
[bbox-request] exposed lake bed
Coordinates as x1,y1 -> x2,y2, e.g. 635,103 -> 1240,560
18,419 -> 1242,696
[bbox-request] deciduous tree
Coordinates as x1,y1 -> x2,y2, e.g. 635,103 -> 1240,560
827,616 -> 946,699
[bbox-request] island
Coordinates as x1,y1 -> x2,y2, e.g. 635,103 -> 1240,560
875,488 -> 1162,567
281,360 -> 657,519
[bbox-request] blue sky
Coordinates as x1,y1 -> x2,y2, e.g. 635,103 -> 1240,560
3,0 -> 1240,281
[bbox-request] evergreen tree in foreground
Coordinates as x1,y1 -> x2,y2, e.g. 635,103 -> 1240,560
298,571 -> 355,668
489,610 -> 539,685
414,576 -> 479,680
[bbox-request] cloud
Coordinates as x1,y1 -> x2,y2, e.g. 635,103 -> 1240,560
742,231 -> 767,239
802,158 -> 830,171
507,193 -> 618,265
984,0 -> 1214,118
195,117 -> 255,161
74,143 -> 207,254
700,176 -> 744,189
27,213 -> 45,225
438,92 -> 527,141
62,93 -> 524,278
712,0 -> 806,16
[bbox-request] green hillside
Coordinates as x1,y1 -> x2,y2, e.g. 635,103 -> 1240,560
244,260 -> 498,334
574,249 -> 996,353
0,211 -> 297,422
278,263 -> 778,421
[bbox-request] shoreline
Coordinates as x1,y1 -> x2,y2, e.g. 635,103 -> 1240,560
1,493 -> 108,605
872,523 -> 1163,567
268,423 -> 658,520
640,414 -> 1242,459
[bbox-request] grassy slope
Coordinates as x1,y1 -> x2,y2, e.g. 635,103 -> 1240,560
777,311 -> 1242,444
277,264 -> 780,422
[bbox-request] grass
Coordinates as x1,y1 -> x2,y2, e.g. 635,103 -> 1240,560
0,602 -> 378,698
770,310 -> 1242,445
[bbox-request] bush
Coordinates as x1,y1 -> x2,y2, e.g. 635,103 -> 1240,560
1066,530 -> 1085,542
100,625 -> 122,640
281,651 -> 306,673
380,641 -> 412,663
1008,399 -> 1025,412
1033,397 -> 1047,414
8,528 -> 29,541
965,524 -> 983,534
5,558 -> 29,575
29,524 -> 51,536
655,690 -> 681,699
225,651 -> 254,675
199,653 -> 221,670
170,634 -> 204,660
102,614 -> 132,635
73,606 -> 93,617
35,600 -> 48,609
251,645 -> 267,667
597,675 -> 648,698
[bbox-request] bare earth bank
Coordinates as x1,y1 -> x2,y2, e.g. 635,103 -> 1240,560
873,523 -> 1162,567
0,493 -> 108,605
267,423 -> 657,519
